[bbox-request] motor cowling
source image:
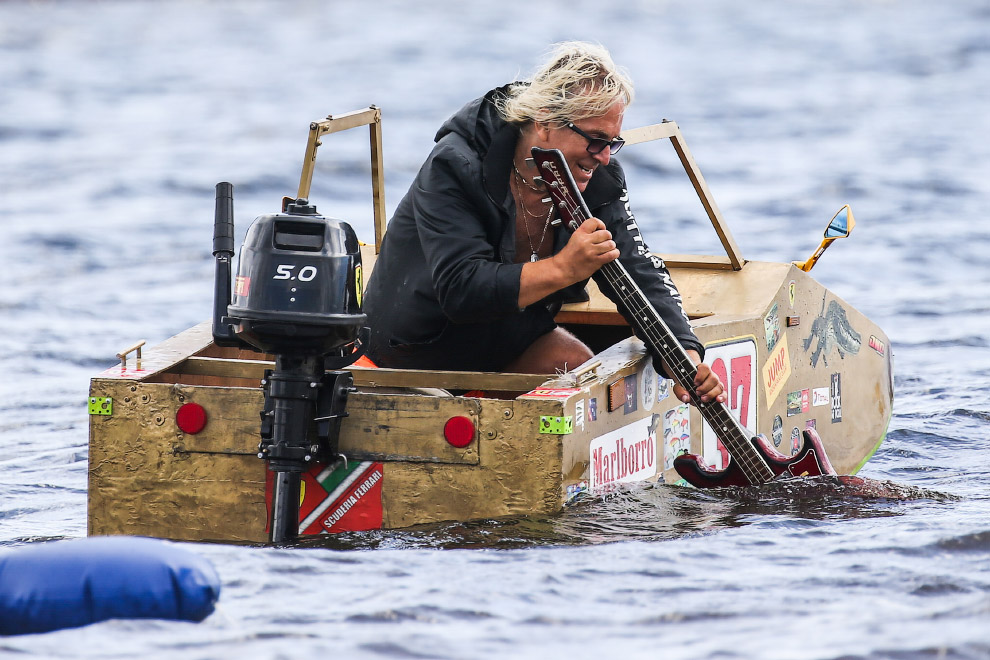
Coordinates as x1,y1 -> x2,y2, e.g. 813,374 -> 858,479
224,198 -> 366,357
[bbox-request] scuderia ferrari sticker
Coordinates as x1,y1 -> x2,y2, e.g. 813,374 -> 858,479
266,460 -> 384,535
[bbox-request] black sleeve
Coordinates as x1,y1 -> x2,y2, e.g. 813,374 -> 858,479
412,142 -> 523,323
590,178 -> 704,376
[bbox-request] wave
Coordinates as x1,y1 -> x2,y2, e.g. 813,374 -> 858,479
290,477 -> 952,551
893,336 -> 990,349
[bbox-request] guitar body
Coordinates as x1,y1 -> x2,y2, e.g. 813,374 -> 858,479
672,428 -> 837,488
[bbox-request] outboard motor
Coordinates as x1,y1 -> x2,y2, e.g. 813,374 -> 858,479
212,182 -> 367,544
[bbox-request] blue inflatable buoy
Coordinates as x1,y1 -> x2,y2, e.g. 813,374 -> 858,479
0,536 -> 221,636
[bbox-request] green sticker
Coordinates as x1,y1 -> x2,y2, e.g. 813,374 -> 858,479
89,397 -> 113,416
539,416 -> 573,435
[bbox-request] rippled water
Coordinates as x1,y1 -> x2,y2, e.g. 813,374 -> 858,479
1,1 -> 989,658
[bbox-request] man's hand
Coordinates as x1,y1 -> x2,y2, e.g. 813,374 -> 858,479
552,217 -> 619,282
518,217 -> 617,308
672,349 -> 726,405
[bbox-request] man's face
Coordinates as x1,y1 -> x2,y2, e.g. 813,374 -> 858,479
541,101 -> 625,192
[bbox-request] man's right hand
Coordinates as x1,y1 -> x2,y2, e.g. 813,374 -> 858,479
517,217 -> 618,308
553,217 -> 620,282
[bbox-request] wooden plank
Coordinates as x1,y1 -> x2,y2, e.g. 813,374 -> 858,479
351,367 -> 548,392
314,107 -> 381,135
622,122 -> 679,145
557,269 -> 717,323
175,356 -> 270,380
339,394 -> 482,464
369,113 -> 387,254
554,309 -> 627,326
659,254 -> 736,270
96,321 -> 215,382
170,356 -> 551,392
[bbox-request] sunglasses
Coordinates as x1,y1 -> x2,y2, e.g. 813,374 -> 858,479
566,122 -> 625,155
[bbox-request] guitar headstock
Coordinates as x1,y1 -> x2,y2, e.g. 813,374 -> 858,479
530,147 -> 591,232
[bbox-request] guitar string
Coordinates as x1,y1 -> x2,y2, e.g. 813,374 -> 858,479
546,176 -> 774,483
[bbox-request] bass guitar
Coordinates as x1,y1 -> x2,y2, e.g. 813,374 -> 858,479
530,147 -> 836,488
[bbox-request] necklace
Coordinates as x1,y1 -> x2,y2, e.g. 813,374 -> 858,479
512,175 -> 554,262
513,162 -> 545,194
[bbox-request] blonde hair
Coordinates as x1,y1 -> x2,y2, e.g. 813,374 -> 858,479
496,41 -> 634,126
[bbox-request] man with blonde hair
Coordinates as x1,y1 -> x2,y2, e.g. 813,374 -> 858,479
364,42 -> 724,405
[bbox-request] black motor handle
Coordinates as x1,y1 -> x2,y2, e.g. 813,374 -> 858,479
212,182 -> 239,346
213,182 -> 235,257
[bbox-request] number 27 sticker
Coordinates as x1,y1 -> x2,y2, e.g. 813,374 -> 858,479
701,337 -> 757,470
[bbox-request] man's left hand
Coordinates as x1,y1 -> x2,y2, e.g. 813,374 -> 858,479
672,349 -> 726,405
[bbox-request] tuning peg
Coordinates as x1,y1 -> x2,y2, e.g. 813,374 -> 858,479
541,198 -> 552,204
524,157 -> 535,166
532,176 -> 544,185
550,218 -> 563,226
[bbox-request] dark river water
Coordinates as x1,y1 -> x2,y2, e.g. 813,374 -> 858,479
1,1 -> 989,658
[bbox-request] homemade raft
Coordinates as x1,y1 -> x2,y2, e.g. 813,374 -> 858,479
88,108 -> 893,543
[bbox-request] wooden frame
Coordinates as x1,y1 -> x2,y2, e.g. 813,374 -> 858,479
622,121 -> 744,270
295,106 -> 388,253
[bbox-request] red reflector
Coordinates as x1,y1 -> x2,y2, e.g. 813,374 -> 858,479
176,402 -> 208,434
443,416 -> 474,448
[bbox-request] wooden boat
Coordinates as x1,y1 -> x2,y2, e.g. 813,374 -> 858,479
87,108 -> 893,544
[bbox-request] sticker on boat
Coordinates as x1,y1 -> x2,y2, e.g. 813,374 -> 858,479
702,337 -> 757,470
812,387 -> 829,406
804,298 -> 862,368
641,361 -> 657,410
623,373 -> 638,414
764,303 -> 781,352
830,373 -> 842,423
268,460 -> 384,535
589,414 -> 660,493
762,332 -> 792,405
787,391 -> 802,417
786,389 -> 810,417
520,387 -> 582,399
657,378 -> 670,403
663,404 -> 690,470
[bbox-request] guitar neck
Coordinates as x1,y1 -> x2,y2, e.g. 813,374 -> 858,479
530,147 -> 773,483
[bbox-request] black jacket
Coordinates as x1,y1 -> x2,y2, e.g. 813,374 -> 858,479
363,85 -> 703,369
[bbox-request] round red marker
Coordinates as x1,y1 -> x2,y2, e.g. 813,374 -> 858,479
443,416 -> 474,448
176,402 -> 208,435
